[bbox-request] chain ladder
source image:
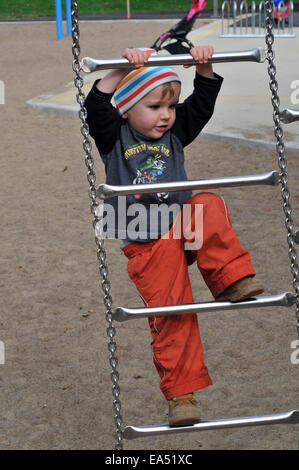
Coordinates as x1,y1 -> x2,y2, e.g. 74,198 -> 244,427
69,0 -> 298,449
70,1 -> 123,450
264,1 -> 299,337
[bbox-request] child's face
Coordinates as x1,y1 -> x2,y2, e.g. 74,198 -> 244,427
122,81 -> 181,140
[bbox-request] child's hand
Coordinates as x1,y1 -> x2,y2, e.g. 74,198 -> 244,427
190,45 -> 214,64
122,48 -> 155,68
184,45 -> 214,68
97,48 -> 155,94
184,45 -> 215,79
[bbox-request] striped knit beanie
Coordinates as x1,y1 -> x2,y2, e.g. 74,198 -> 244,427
114,49 -> 181,115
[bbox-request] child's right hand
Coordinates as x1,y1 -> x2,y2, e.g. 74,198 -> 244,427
96,48 -> 155,94
122,48 -> 155,68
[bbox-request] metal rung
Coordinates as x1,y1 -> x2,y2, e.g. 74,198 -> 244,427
113,292 -> 296,322
97,171 -> 279,200
280,108 -> 299,124
123,410 -> 299,439
81,48 -> 266,73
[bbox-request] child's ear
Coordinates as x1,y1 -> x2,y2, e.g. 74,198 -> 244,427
122,112 -> 128,119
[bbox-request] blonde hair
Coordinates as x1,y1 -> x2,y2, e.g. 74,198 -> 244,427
161,81 -> 180,99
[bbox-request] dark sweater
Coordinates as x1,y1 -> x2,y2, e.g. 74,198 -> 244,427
84,71 -> 223,242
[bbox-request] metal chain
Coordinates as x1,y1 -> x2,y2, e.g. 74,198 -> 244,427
70,1 -> 123,450
264,0 -> 299,337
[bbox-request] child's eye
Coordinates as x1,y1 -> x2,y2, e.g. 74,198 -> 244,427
150,105 -> 160,110
169,104 -> 176,109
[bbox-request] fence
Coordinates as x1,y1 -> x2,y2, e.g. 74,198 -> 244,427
221,0 -> 295,37
55,0 -> 72,40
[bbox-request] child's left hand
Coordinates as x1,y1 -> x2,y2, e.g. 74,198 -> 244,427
184,45 -> 215,79
184,45 -> 214,68
190,45 -> 214,64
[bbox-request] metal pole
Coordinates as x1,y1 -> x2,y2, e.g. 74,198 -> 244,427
55,0 -> 63,40
127,0 -> 131,19
82,47 -> 266,73
280,108 -> 299,123
66,0 -> 72,37
113,292 -> 296,322
212,0 -> 220,17
123,410 -> 299,439
97,171 -> 279,200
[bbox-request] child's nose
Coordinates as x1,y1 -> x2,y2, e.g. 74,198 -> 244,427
161,107 -> 170,119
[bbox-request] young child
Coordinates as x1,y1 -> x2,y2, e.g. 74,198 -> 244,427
84,46 -> 264,427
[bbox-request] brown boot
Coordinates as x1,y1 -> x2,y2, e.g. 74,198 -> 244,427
168,393 -> 200,427
216,276 -> 264,302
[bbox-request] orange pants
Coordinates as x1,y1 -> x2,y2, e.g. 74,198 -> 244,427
122,192 -> 255,399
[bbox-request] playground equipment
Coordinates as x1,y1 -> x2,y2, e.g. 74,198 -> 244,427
221,0 -> 295,37
55,0 -> 72,40
70,0 -> 299,450
82,47 -> 266,73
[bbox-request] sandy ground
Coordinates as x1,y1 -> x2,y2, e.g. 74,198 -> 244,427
0,20 -> 298,451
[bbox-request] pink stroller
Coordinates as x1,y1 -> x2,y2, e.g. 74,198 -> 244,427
151,0 -> 207,54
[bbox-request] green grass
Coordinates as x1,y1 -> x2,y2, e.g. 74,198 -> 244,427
0,0 -> 213,18
0,0 -> 297,18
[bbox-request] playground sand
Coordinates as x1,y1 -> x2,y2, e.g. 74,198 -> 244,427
0,20 -> 298,450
